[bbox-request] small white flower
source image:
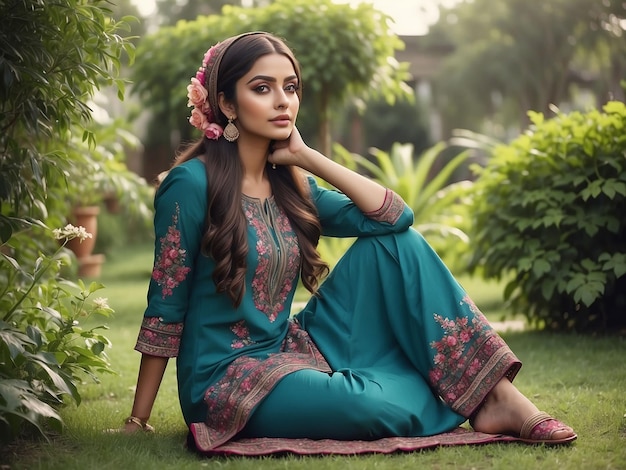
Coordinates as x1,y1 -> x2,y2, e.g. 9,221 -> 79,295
93,297 -> 110,310
52,224 -> 93,242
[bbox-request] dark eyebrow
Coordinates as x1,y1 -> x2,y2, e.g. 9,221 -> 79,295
246,74 -> 298,84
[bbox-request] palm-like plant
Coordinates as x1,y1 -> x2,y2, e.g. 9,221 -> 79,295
332,142 -> 473,244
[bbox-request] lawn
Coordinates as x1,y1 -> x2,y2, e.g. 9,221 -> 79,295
4,243 -> 626,469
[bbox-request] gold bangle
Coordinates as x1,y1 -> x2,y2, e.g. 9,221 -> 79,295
124,416 -> 155,432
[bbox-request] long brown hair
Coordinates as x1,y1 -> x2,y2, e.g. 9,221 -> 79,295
173,33 -> 328,307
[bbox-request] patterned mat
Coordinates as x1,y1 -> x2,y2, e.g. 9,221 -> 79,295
194,427 -> 520,456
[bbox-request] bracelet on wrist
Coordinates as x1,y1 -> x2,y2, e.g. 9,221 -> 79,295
125,416 -> 155,432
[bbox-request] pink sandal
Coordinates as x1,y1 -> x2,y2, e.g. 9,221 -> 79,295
518,411 -> 577,445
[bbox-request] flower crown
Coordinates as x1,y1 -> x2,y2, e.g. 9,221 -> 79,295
186,42 -> 224,140
187,33 -> 266,140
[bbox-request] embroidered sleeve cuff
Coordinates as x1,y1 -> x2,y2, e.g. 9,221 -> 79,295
363,189 -> 405,225
134,316 -> 183,357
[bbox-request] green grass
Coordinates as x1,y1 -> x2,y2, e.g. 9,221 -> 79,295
4,244 -> 626,469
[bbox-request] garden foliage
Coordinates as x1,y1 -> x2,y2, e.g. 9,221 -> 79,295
0,231 -> 114,441
0,0 -> 140,442
0,0 -> 136,237
468,102 -> 626,332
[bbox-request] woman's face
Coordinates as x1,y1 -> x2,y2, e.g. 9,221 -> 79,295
232,53 -> 300,142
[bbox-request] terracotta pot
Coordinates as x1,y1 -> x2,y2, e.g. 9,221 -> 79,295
77,254 -> 106,278
66,205 -> 100,259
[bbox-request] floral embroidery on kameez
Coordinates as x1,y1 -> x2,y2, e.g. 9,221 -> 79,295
194,321 -> 331,450
243,197 -> 300,322
230,320 -> 255,349
428,295 -> 521,416
151,202 -> 191,298
135,316 -> 183,357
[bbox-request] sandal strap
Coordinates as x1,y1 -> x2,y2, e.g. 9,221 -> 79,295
519,411 -> 552,439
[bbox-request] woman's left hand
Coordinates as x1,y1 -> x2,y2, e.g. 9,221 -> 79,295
268,127 -> 310,168
268,125 -> 387,211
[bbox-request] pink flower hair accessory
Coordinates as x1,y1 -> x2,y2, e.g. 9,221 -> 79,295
186,33 -> 265,141
186,42 -> 223,140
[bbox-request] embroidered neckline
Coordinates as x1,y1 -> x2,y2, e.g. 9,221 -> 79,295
241,193 -> 274,206
241,196 -> 300,322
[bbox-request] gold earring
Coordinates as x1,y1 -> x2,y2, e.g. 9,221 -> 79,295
223,117 -> 239,142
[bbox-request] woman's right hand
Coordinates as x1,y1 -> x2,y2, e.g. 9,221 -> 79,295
120,354 -> 168,434
122,416 -> 155,433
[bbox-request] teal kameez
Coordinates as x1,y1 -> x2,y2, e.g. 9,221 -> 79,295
135,158 -> 521,453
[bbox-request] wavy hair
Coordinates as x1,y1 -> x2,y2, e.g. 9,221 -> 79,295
172,33 -> 328,307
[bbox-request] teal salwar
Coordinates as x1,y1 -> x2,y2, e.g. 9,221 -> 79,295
300,229 -> 521,417
240,368 -> 461,440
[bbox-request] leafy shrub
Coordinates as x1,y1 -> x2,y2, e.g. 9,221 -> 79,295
0,226 -> 114,442
468,102 -> 626,332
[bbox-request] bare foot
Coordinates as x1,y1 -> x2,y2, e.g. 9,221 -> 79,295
471,378 -> 575,441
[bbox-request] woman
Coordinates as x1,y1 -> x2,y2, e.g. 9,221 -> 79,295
122,32 -> 576,454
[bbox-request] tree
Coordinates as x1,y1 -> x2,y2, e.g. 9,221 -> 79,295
574,0 -> 626,104
131,0 -> 411,164
153,0 -> 277,27
430,0 -> 626,136
154,0 -> 226,26
245,0 -> 412,155
108,0 -> 147,52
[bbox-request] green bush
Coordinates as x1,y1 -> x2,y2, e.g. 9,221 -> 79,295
468,101 -> 626,332
0,227 -> 114,442
353,97 -> 432,156
95,205 -> 154,255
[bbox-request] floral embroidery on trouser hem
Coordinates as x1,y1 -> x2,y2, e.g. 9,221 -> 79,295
428,296 -> 521,417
